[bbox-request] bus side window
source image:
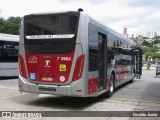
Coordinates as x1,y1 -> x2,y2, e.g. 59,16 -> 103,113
89,48 -> 98,71
88,23 -> 99,71
107,49 -> 114,63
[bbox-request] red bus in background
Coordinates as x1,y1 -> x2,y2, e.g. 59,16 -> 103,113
18,9 -> 142,97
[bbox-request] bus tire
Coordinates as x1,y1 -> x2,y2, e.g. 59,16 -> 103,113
106,74 -> 115,98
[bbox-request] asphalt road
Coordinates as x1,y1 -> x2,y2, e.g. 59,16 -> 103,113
0,69 -> 160,120
113,69 -> 160,102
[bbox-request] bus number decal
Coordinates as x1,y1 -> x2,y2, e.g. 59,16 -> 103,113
57,57 -> 71,61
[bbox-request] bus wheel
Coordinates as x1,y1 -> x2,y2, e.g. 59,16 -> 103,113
106,74 -> 115,98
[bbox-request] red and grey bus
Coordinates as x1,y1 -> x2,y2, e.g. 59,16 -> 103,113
18,9 -> 142,97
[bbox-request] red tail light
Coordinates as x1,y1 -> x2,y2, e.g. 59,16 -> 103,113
18,54 -> 27,78
72,54 -> 85,81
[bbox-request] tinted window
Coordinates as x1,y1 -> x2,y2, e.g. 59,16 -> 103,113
88,23 -> 99,71
24,13 -> 79,54
25,15 -> 78,36
0,41 -> 19,62
122,49 -> 132,65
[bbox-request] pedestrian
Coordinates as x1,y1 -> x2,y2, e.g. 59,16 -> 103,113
155,62 -> 160,78
146,61 -> 151,70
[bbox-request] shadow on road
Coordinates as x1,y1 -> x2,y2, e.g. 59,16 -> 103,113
13,77 -> 158,111
13,93 -> 108,110
0,76 -> 18,80
113,80 -> 133,93
12,81 -> 136,110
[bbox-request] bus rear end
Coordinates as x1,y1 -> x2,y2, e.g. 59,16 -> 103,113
19,12 -> 87,97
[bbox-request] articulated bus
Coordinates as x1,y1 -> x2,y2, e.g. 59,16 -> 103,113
0,33 -> 19,77
19,9 -> 142,97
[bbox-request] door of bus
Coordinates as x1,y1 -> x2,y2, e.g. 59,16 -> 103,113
98,33 -> 107,91
132,48 -> 142,78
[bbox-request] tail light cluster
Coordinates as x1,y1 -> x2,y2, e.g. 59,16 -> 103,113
72,54 -> 85,81
18,54 -> 27,78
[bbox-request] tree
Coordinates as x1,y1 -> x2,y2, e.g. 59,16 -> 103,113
0,16 -> 21,35
140,46 -> 160,58
0,17 -> 6,33
140,46 -> 157,54
154,36 -> 160,40
145,52 -> 160,58
142,40 -> 153,47
143,37 -> 149,39
153,39 -> 160,44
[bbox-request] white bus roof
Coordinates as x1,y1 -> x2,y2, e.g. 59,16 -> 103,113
0,33 -> 19,42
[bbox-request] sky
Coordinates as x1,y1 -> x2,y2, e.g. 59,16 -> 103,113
0,0 -> 160,36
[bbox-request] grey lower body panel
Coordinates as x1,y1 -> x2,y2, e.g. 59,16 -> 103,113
19,75 -> 91,97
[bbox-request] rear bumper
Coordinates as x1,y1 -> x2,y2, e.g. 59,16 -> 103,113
18,74 -> 89,97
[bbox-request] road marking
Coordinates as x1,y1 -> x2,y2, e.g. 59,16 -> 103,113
111,97 -> 160,104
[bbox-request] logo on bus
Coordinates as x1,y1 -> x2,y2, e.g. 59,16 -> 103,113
44,60 -> 51,68
28,56 -> 37,63
60,76 -> 65,82
30,73 -> 36,80
60,64 -> 66,72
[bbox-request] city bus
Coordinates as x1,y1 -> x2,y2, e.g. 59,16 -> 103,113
18,9 -> 142,97
0,33 -> 19,77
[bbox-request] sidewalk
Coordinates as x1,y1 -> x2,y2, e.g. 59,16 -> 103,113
142,64 -> 156,70
142,66 -> 156,70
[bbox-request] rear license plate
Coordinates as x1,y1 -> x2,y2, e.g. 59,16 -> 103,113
42,77 -> 54,82
39,86 -> 56,92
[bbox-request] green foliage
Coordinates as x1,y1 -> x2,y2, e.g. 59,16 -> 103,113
145,52 -> 160,58
142,40 -> 153,47
0,16 -> 21,35
0,18 -> 6,33
141,36 -> 160,58
153,39 -> 160,44
154,36 -> 160,40
140,46 -> 160,58
143,37 -> 149,39
140,46 -> 157,54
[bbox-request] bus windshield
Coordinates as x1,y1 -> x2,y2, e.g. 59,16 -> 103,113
24,12 -> 79,54
25,14 -> 78,39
